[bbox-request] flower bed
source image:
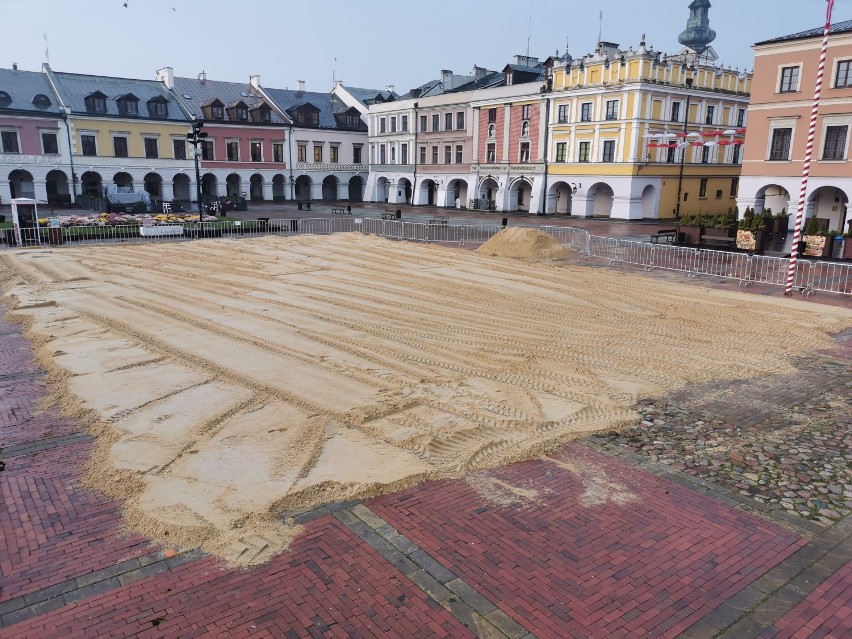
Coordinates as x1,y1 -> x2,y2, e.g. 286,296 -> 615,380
37,213 -> 217,227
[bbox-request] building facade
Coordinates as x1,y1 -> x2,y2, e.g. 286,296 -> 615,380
168,70 -> 289,202
260,81 -> 371,202
42,65 -> 196,202
737,20 -> 852,233
0,66 -> 73,205
547,33 -> 750,219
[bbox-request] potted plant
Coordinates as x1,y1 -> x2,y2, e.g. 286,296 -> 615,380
736,207 -> 767,253
841,232 -> 852,261
703,209 -> 738,240
774,208 -> 790,239
677,212 -> 704,245
801,216 -> 834,258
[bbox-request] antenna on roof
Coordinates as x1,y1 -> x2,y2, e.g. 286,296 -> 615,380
526,0 -> 533,57
333,57 -> 337,89
598,10 -> 603,44
43,33 -> 50,65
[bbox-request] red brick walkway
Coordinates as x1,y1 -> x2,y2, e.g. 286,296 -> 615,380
758,561 -> 852,639
370,446 -> 807,639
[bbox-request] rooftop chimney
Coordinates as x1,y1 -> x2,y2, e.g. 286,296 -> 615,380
512,55 -> 540,67
334,80 -> 342,89
198,70 -> 207,84
156,67 -> 174,89
250,74 -> 261,88
384,84 -> 395,94
440,70 -> 454,90
12,62 -> 18,71
297,80 -> 305,92
471,65 -> 488,81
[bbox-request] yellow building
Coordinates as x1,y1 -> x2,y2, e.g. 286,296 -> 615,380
545,3 -> 751,219
44,64 -> 195,201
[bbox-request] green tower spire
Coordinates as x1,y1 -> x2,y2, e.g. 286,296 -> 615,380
678,0 -> 717,55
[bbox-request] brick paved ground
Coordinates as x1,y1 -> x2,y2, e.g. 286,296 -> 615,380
1,279 -> 850,638
758,560 -> 852,639
370,445 -> 806,639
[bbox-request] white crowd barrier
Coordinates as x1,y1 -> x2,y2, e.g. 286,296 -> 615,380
3,216 -> 849,296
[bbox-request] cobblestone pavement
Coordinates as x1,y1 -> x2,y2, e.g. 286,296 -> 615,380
591,333 -> 852,531
1,302 -> 850,637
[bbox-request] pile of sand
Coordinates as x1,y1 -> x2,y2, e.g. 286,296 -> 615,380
1,234 -> 848,566
476,227 -> 574,259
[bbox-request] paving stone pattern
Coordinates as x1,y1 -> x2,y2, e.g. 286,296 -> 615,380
369,444 -> 807,639
757,560 -> 852,639
0,516 -> 474,639
593,347 -> 852,528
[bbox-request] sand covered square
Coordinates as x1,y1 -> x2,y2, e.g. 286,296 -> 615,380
1,231 -> 848,565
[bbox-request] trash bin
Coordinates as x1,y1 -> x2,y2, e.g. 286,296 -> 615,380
395,210 -> 402,219
502,217 -> 508,228
346,205 -> 351,214
48,227 -> 63,246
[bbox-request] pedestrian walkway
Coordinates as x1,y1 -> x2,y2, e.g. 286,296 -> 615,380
0,297 -> 850,638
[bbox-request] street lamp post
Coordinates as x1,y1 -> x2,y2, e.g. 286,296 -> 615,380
186,119 -> 208,224
674,70 -> 695,220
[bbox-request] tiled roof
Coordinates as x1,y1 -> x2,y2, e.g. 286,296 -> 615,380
173,77 -> 286,124
262,88 -> 355,129
52,71 -> 190,121
504,64 -> 544,74
755,19 -> 852,45
0,68 -> 63,115
446,72 -> 506,94
342,85 -> 397,107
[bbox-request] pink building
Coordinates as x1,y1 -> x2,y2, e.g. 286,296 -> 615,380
738,20 -> 852,233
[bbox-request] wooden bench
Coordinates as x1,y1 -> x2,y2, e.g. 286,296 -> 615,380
650,228 -> 677,244
380,212 -> 398,220
331,207 -> 347,215
428,216 -> 449,226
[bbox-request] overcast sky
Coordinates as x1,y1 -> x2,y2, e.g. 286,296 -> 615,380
2,0 -> 849,93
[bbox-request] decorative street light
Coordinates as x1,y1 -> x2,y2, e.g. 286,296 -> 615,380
186,119 -> 208,223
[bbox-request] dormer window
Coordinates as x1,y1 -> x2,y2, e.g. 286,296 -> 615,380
346,113 -> 360,128
290,104 -> 320,127
212,105 -> 224,119
116,94 -> 139,116
32,94 -> 52,107
259,105 -> 271,122
84,91 -> 108,114
0,91 -> 11,106
236,106 -> 248,120
146,96 -> 168,118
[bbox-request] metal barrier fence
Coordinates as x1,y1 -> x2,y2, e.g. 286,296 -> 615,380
2,216 -> 849,296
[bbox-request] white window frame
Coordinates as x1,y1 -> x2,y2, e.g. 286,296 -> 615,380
142,136 -> 160,159
111,134 -> 129,158
39,129 -> 60,155
0,128 -> 21,154
249,139 -> 264,163
819,116 -> 851,162
604,99 -> 619,121
330,144 -> 340,164
766,117 -> 798,162
518,140 -> 530,163
272,141 -> 285,163
831,57 -> 852,89
79,130 -> 98,157
226,138 -> 241,162
776,63 -> 803,94
601,139 -> 617,162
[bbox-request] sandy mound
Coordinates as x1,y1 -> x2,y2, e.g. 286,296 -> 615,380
1,235 -> 848,567
476,227 -> 574,259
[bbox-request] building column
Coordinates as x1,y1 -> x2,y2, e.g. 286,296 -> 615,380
612,195 -> 644,220
34,180 -> 49,205
571,192 -> 593,217
161,180 -> 174,202
0,179 -> 11,204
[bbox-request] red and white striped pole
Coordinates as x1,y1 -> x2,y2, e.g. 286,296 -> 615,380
786,0 -> 835,295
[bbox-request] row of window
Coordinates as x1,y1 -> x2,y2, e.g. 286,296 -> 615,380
769,125 -> 848,161
553,140 -> 742,164
376,111 -> 471,134
779,60 -> 852,93
0,130 -> 59,155
78,135 -> 290,163
295,143 -> 363,164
